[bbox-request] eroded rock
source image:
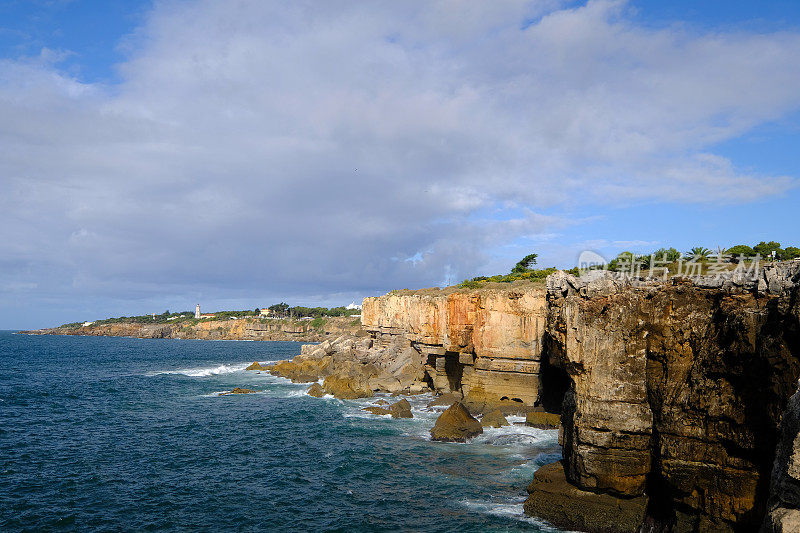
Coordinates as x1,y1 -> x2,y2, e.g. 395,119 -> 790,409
524,461 -> 647,533
430,402 -> 483,442
525,411 -> 560,429
481,409 -> 509,428
306,383 -> 325,397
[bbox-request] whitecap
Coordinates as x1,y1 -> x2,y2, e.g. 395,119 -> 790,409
459,498 -> 570,531
147,362 -> 251,377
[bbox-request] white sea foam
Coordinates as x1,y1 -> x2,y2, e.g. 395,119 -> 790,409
459,498 -> 571,531
147,362 -> 251,377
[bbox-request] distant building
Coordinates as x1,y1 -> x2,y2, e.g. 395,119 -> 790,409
195,304 -> 201,319
345,301 -> 362,310
259,308 -> 273,317
82,321 -> 94,327
200,313 -> 216,319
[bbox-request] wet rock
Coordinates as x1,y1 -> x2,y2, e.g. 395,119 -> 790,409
525,461 -> 647,533
322,375 -> 371,400
306,383 -> 325,397
386,399 -> 413,419
525,411 -> 560,429
362,399 -> 413,419
430,402 -> 483,442
221,387 -> 256,395
481,409 -> 509,428
245,361 -> 266,371
375,399 -> 389,406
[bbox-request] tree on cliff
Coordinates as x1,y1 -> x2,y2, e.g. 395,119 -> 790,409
782,247 -> 800,261
512,253 -> 538,273
754,241 -> 782,260
686,247 -> 712,261
726,245 -> 756,261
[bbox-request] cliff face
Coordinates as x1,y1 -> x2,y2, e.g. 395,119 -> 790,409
24,316 -> 361,342
360,262 -> 800,531
362,284 -> 548,405
542,265 -> 800,531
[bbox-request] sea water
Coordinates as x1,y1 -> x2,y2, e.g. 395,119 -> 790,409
0,331 -> 566,532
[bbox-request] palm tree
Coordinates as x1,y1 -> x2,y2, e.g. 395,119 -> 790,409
686,247 -> 712,261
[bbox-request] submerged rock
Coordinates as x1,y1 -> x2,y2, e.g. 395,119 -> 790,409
362,399 -> 413,419
481,409 -> 509,428
221,387 -> 256,395
524,461 -> 647,533
245,361 -> 266,371
525,411 -> 560,429
306,383 -> 325,397
430,402 -> 483,442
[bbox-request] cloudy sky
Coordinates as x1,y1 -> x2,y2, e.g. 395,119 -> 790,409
1,0 -> 799,329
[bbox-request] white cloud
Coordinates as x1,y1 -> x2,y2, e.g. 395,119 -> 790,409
1,0 -> 799,323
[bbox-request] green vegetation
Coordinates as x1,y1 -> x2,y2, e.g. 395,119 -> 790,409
457,241 -> 799,290
265,302 -> 360,318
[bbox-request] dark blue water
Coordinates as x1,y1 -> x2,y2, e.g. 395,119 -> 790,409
0,331 -> 563,532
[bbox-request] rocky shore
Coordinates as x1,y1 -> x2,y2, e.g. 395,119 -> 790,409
266,260 -> 800,532
20,316 -> 361,342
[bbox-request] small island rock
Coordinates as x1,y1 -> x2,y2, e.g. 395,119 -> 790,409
481,409 -> 509,428
430,402 -> 483,442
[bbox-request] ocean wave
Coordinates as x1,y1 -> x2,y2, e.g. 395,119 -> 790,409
459,498 -> 567,531
147,362 -> 251,377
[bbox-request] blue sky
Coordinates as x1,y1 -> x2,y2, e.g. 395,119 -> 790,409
1,0 -> 799,329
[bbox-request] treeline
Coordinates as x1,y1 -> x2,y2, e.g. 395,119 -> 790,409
458,241 -> 800,289
265,303 -> 360,318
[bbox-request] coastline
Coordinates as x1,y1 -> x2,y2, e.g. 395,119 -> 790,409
19,316 -> 361,343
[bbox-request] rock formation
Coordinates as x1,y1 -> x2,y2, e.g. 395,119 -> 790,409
481,409 -> 509,428
22,315 -> 362,342
763,384 -> 800,532
534,261 -> 800,531
362,284 -> 551,412
363,399 -> 413,419
430,402 -> 483,442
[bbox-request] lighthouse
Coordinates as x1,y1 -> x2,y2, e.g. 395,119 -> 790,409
195,304 -> 201,319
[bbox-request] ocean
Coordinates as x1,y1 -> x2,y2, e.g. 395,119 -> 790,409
0,331 -> 564,532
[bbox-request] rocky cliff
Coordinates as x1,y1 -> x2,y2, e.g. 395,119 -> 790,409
355,262 -> 800,531
361,284 -> 550,406
530,262 -> 800,532
22,316 -> 361,342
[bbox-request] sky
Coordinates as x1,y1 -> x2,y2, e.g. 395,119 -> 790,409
1,0 -> 799,329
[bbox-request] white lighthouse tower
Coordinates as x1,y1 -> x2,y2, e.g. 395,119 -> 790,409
195,304 -> 201,319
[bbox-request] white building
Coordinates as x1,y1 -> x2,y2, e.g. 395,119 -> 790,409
195,304 -> 201,319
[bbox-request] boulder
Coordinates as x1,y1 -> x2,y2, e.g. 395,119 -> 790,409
375,399 -> 389,405
430,402 -> 483,442
306,383 -> 325,397
481,409 -> 509,428
362,399 -> 413,419
386,399 -> 413,419
245,361 -> 266,371
524,461 -> 647,532
322,375 -> 371,400
526,411 -> 561,429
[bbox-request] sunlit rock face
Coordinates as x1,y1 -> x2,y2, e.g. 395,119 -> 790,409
362,284 -> 548,406
542,262 -> 800,532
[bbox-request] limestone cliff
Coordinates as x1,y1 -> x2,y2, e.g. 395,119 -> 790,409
536,262 -> 800,532
362,283 -> 549,405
